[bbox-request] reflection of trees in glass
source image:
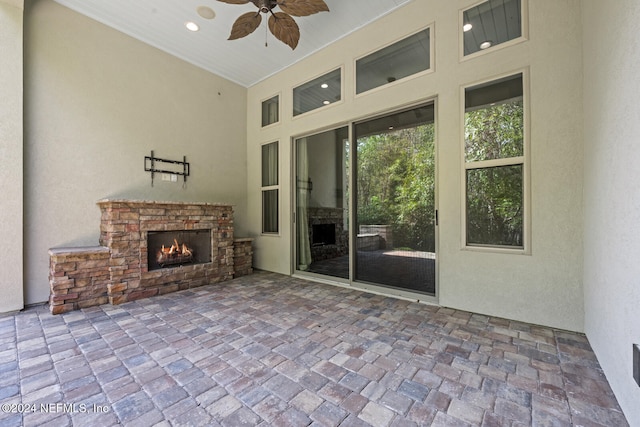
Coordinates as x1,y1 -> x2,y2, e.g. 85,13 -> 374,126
465,99 -> 524,248
466,166 -> 522,246
357,124 -> 436,251
465,99 -> 523,161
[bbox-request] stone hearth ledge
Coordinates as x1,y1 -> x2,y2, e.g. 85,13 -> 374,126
96,198 -> 235,207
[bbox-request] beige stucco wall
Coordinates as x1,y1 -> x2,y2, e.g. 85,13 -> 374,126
23,0 -> 248,305
0,0 -> 25,313
582,0 -> 640,424
247,0 -> 585,331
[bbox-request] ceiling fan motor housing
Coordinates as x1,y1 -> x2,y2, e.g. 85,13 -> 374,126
257,0 -> 278,13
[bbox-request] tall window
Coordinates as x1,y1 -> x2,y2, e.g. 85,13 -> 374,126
261,95 -> 279,127
464,73 -> 525,249
261,142 -> 279,234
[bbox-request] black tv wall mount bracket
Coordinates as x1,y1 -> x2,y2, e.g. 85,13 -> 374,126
144,151 -> 190,187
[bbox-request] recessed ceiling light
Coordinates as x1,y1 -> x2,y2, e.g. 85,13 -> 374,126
480,41 -> 492,50
185,21 -> 200,32
463,23 -> 473,32
321,83 -> 329,89
323,100 -> 330,105
197,6 -> 216,19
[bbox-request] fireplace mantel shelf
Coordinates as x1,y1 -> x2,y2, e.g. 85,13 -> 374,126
97,199 -> 235,208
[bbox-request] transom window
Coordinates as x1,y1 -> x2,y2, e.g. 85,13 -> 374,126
462,0 -> 524,57
293,68 -> 341,117
356,27 -> 432,95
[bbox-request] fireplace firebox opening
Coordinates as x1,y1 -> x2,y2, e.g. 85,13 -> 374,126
312,223 -> 336,246
147,230 -> 211,271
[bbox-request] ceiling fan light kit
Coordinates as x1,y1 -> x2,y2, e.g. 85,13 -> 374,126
217,0 -> 330,50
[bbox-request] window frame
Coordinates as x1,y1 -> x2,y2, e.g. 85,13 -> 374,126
292,66 -> 344,119
459,0 -> 529,62
261,141 -> 280,235
461,69 -> 530,254
261,93 -> 281,128
354,24 -> 435,97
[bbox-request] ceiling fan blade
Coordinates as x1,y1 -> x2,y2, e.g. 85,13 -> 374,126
228,12 -> 263,40
277,0 -> 329,17
268,12 -> 300,49
217,0 -> 252,4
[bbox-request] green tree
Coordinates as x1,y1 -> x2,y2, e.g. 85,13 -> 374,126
356,124 -> 436,251
465,99 -> 524,247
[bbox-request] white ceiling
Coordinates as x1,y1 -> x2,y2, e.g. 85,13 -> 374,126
52,0 -> 413,87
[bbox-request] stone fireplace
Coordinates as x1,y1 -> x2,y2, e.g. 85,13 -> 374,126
49,199 -> 253,314
99,199 -> 235,305
307,207 -> 348,261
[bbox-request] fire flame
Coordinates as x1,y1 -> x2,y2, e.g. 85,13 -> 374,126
157,239 -> 193,265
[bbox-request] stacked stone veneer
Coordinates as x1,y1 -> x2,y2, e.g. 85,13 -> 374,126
49,200 -> 253,314
49,247 -> 111,314
233,238 -> 253,278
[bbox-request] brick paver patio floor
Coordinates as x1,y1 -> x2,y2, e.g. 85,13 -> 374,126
0,271 -> 629,426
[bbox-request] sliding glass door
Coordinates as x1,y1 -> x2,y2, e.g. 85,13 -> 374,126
294,102 -> 436,296
354,103 -> 436,295
295,127 -> 350,279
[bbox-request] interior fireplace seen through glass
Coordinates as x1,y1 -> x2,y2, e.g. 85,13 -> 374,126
147,230 -> 211,271
312,224 -> 336,246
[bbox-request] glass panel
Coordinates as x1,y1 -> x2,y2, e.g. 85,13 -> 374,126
293,69 -> 341,116
356,28 -> 430,94
465,98 -> 523,161
463,0 -> 522,56
261,142 -> 278,186
295,127 -> 349,279
465,75 -> 523,162
355,104 -> 436,295
466,165 -> 523,247
262,190 -> 278,233
261,95 -> 279,127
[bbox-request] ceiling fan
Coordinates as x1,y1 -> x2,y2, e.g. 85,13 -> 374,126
217,0 -> 330,50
